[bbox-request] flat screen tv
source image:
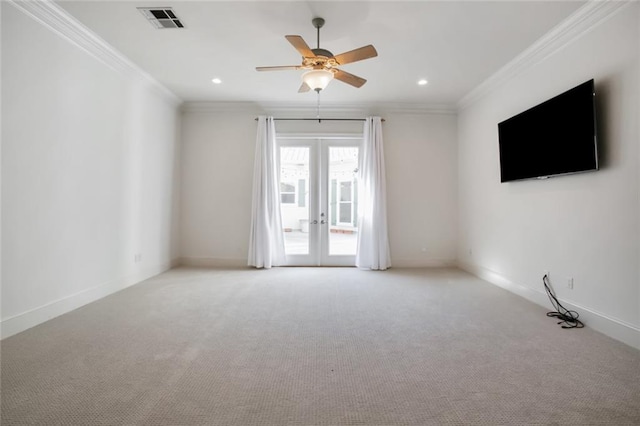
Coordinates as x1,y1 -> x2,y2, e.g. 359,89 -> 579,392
498,79 -> 598,183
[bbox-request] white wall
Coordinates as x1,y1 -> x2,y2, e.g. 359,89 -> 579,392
384,112 -> 458,267
179,107 -> 258,266
1,3 -> 182,338
179,106 -> 458,267
458,4 -> 639,348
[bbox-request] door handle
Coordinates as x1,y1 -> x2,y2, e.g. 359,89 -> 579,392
320,220 -> 326,225
310,220 -> 318,225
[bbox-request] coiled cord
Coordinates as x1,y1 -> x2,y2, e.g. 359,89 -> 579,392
543,274 -> 584,329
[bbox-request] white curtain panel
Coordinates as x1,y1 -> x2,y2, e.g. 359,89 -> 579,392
248,116 -> 286,268
356,117 -> 392,270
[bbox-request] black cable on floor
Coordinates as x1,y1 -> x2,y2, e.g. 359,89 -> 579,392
543,274 -> 584,329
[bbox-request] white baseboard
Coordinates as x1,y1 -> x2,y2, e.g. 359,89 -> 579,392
1,259 -> 179,340
392,257 -> 456,268
178,257 -> 249,268
178,256 -> 456,269
458,261 -> 640,351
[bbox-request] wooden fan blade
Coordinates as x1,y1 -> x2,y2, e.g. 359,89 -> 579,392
334,69 -> 367,88
333,45 -> 378,65
256,65 -> 302,71
298,82 -> 311,93
285,35 -> 315,58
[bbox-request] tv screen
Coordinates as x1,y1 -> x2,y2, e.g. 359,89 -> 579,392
498,79 -> 598,183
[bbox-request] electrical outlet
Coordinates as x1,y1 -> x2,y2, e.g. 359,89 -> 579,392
567,277 -> 574,290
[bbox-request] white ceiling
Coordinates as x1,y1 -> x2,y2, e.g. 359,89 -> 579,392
57,1 -> 586,107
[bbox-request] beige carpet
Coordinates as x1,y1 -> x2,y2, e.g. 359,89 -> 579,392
2,267 -> 639,425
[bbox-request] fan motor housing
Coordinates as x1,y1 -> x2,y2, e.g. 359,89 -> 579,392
311,48 -> 333,58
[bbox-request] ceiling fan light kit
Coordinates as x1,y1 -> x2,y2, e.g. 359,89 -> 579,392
256,17 -> 377,93
302,69 -> 334,92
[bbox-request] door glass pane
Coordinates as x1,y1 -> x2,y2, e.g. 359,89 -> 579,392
328,147 -> 359,255
280,147 -> 309,255
339,203 -> 352,223
340,181 -> 352,201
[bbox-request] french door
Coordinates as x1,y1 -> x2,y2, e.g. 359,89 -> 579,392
278,137 -> 361,266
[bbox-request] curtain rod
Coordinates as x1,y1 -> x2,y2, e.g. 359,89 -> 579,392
254,118 -> 385,122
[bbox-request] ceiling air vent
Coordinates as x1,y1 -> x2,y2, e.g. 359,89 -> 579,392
138,8 -> 184,29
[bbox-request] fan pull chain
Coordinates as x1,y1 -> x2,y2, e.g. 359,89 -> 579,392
316,91 -> 321,122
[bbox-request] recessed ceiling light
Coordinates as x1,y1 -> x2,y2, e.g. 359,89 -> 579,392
211,78 -> 222,84
418,79 -> 428,86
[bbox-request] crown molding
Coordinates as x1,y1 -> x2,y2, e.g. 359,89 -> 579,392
458,0 -> 633,110
181,101 -> 456,116
181,102 -> 264,114
181,101 -> 365,116
258,101 -> 456,115
375,103 -> 457,115
8,0 -> 182,107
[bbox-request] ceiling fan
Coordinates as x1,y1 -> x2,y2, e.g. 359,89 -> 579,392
256,17 -> 378,93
